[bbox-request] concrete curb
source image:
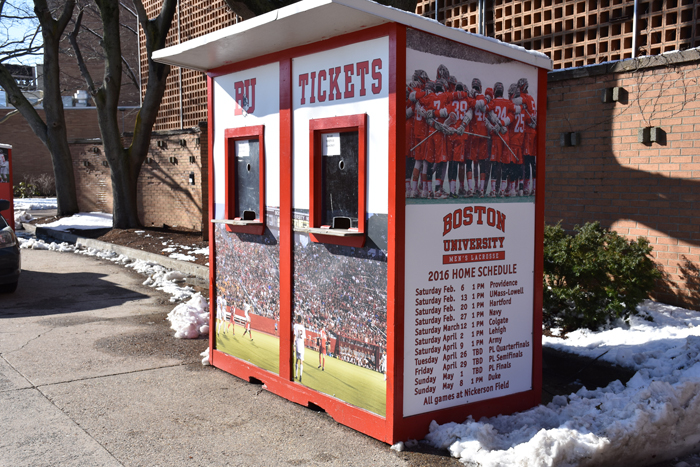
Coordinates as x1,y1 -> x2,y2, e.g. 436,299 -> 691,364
23,223 -> 209,281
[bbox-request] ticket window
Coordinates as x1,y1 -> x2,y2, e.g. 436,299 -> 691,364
321,131 -> 358,228
306,114 -> 366,247
234,138 -> 260,218
215,126 -> 265,235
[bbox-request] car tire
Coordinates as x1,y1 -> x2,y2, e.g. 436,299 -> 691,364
0,281 -> 18,293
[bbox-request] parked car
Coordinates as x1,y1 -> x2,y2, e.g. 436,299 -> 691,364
0,199 -> 20,293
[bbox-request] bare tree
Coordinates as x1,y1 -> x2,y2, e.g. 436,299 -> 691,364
0,0 -> 79,216
69,0 -> 176,228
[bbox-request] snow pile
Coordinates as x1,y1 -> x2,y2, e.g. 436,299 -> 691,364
201,347 -> 211,365
131,260 -> 194,302
13,197 -> 58,210
543,301 -> 700,369
169,252 -> 196,262
19,237 -> 77,252
160,241 -> 208,261
18,236 -> 196,303
76,246 -> 125,261
41,212 -> 113,231
427,301 -> 700,467
166,293 -> 209,339
13,210 -> 34,228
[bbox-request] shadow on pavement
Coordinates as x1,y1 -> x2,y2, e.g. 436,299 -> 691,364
0,269 -> 149,319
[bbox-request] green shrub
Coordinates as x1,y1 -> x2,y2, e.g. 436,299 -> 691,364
13,181 -> 38,198
543,221 -> 662,332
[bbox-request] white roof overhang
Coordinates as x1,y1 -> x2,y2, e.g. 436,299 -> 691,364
152,0 -> 552,72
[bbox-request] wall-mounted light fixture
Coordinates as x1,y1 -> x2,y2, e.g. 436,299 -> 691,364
601,87 -> 625,103
638,127 -> 666,145
560,132 -> 581,147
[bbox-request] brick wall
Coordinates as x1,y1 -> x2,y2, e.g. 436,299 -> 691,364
546,48 -> 700,309
414,0 -> 700,71
140,0 -> 242,131
72,125 -> 208,233
0,107 -> 139,183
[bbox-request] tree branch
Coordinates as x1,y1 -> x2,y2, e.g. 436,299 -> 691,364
68,9 -> 97,95
119,21 -> 137,36
129,0 -> 177,171
95,0 -> 124,102
132,0 -> 148,27
0,63 -> 47,145
56,0 -> 76,33
119,1 -> 137,18
77,22 -> 139,92
155,0 -> 177,40
120,55 -> 139,91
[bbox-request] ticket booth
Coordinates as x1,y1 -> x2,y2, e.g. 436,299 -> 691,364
154,0 -> 551,443
0,144 -> 13,230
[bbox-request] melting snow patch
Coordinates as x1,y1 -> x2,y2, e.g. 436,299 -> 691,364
391,442 -> 405,452
427,301 -> 700,467
169,252 -> 196,262
13,210 -> 34,229
13,197 -> 58,210
40,212 -> 113,231
18,235 -> 196,303
166,293 -> 209,339
201,347 -> 211,366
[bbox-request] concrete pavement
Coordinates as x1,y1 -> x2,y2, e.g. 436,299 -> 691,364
0,248 -> 458,467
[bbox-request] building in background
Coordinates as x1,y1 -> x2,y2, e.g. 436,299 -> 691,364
143,0 -> 700,132
139,0 -> 245,131
0,4 -> 140,184
416,0 -> 699,70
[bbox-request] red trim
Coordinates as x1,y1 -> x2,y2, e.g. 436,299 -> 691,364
211,349 -> 387,440
387,23 -> 405,444
209,24 -> 394,78
307,114 -> 367,248
279,58 -> 293,381
531,66 -> 548,405
207,77 -> 216,362
0,147 -> 14,231
223,126 -> 266,235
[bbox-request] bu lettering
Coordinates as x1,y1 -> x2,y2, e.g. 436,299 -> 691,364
234,78 -> 256,115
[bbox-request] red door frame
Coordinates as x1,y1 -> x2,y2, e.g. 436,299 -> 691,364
205,22 -> 546,444
0,145 -> 14,231
223,126 -> 266,235
307,114 -> 367,247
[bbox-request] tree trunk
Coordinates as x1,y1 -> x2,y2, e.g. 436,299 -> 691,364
67,0 -> 175,228
107,146 -> 141,229
0,0 -> 79,217
43,34 -> 80,216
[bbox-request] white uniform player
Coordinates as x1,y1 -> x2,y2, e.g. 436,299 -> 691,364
242,304 -> 253,340
381,352 -> 387,381
216,296 -> 226,335
293,316 -> 306,382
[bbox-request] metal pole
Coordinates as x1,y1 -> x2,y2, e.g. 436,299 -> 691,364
178,1 -> 183,129
632,0 -> 639,58
478,0 -> 485,35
